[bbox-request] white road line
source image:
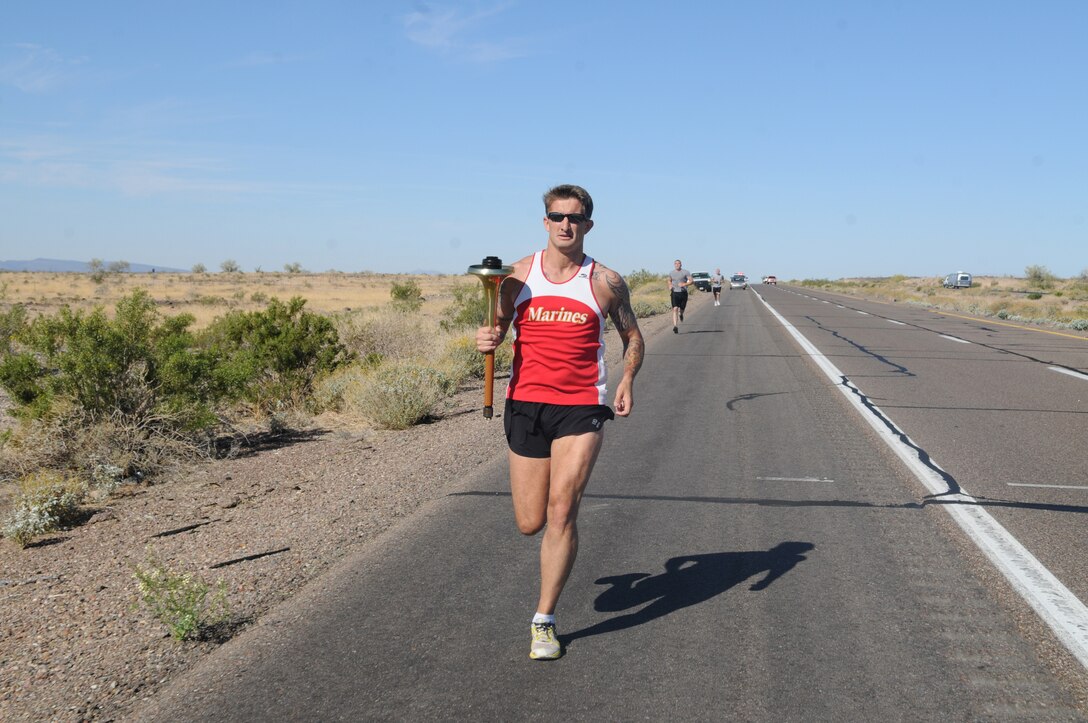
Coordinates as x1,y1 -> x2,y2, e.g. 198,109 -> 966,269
1049,366 -> 1088,382
940,334 -> 971,344
756,476 -> 835,483
856,310 -> 870,315
756,293 -> 1088,671
888,320 -> 907,326
1008,483 -> 1088,491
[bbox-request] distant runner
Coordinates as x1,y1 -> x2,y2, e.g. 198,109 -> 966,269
668,259 -> 693,333
710,268 -> 724,306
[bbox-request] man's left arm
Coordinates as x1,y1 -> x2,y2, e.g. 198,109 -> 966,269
598,266 -> 644,417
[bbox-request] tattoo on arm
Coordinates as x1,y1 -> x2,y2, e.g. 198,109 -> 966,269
606,270 -> 636,332
604,269 -> 645,374
623,335 -> 644,374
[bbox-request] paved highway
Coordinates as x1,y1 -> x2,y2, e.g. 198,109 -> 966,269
765,284 -> 1088,607
136,287 -> 1088,721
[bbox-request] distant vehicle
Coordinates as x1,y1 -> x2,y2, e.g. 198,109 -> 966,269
691,271 -> 711,292
729,274 -> 748,290
762,275 -> 777,285
943,272 -> 972,289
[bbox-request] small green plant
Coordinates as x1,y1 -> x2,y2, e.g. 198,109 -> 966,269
2,471 -> 86,548
389,280 -> 424,313
1027,292 -> 1043,300
0,304 -> 28,355
133,550 -> 229,641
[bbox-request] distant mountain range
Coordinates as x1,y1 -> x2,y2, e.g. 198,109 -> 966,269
0,258 -> 187,273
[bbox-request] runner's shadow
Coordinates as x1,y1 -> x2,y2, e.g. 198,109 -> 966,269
562,542 -> 815,643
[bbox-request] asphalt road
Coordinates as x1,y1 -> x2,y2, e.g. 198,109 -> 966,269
136,287 -> 1088,722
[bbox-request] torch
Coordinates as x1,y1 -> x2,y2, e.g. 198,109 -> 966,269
467,255 -> 514,418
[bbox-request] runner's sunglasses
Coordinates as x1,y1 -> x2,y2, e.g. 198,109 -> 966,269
546,212 -> 589,224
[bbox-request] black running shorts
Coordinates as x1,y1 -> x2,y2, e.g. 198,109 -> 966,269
671,289 -> 688,310
503,399 -> 615,458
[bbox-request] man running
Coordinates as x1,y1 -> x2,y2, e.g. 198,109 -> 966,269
668,259 -> 693,333
476,184 -> 645,660
710,268 -> 724,306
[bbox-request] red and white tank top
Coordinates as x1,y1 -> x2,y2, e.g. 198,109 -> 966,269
507,251 -> 607,405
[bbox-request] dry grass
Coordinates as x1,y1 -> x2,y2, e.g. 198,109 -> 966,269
0,271 -> 476,329
798,275 -> 1088,329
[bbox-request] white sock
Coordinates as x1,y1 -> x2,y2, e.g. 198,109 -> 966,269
532,613 -> 555,625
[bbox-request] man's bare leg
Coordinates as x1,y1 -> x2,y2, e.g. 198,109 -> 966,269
509,431 -> 604,614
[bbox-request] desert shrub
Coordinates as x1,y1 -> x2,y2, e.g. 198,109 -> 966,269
0,292 -> 350,476
1027,292 -> 1042,300
0,305 -> 27,355
625,269 -> 662,291
439,282 -> 488,331
310,365 -> 367,413
1025,265 -> 1055,289
3,290 -> 182,419
133,550 -> 229,641
356,363 -> 455,430
1071,319 -> 1088,331
440,335 -> 513,382
631,299 -> 671,318
389,280 -> 424,313
334,311 -> 425,364
3,470 -> 86,547
201,297 -> 352,414
220,259 -> 241,274
191,263 -> 207,274
250,291 -> 268,303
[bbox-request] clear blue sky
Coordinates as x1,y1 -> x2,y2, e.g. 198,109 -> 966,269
2,1 -> 1085,279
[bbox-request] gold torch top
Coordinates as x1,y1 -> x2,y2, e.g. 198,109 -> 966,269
467,255 -> 514,278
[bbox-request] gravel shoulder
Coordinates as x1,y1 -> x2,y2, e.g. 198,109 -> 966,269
0,311 -> 674,721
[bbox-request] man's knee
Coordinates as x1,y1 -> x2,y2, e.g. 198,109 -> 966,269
514,505 -> 546,535
516,516 -> 545,536
546,498 -> 579,529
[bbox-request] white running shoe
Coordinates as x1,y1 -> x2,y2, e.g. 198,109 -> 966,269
530,622 -> 561,660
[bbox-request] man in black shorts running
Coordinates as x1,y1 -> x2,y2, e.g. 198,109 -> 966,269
476,184 -> 644,660
668,259 -> 693,333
